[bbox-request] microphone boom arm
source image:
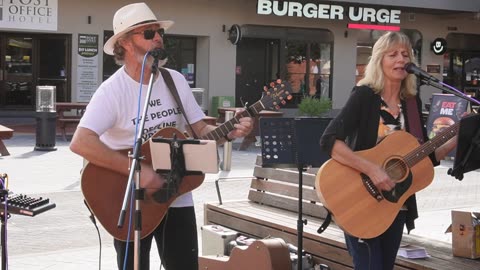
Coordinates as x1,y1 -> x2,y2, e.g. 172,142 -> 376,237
420,77 -> 480,106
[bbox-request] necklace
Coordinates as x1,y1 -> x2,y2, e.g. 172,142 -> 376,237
381,97 -> 402,118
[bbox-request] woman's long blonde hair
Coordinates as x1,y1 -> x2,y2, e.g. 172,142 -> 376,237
357,31 -> 418,99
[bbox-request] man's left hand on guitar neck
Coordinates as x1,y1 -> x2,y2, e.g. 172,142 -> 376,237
224,108 -> 253,142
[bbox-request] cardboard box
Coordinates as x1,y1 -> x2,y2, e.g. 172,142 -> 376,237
201,225 -> 239,256
451,210 -> 480,259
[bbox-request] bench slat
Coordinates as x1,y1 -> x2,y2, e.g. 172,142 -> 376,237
248,190 -> 327,219
0,125 -> 14,139
253,166 -> 316,187
250,178 -> 321,203
0,125 -> 14,156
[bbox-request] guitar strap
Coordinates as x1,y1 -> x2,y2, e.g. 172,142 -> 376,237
405,97 -> 424,143
159,67 -> 199,139
317,211 -> 332,234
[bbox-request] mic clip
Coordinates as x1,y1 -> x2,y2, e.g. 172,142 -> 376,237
149,48 -> 168,60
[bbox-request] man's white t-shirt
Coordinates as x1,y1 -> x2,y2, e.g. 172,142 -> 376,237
79,66 -> 205,207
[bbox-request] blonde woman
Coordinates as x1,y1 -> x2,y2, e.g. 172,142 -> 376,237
320,31 -> 456,269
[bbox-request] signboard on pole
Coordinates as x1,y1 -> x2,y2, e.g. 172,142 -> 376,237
76,34 -> 99,102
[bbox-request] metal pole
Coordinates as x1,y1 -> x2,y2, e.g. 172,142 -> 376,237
222,111 -> 234,171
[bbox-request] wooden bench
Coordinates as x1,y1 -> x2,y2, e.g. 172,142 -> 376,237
204,156 -> 480,270
0,125 -> 14,156
56,102 -> 87,141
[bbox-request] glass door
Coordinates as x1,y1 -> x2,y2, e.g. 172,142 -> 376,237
0,33 -> 71,110
37,36 -> 69,102
235,38 -> 279,107
1,35 -> 34,108
443,51 -> 480,98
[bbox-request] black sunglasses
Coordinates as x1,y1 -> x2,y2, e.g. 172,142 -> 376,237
132,28 -> 165,40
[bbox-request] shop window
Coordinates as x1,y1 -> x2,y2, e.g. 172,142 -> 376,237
163,36 -> 197,87
233,25 -> 333,108
285,41 -> 331,101
102,30 -> 197,87
444,51 -> 480,98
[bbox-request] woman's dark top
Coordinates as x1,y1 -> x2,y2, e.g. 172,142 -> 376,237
319,85 -> 439,233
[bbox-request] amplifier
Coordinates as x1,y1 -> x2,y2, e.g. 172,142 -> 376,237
201,225 -> 239,256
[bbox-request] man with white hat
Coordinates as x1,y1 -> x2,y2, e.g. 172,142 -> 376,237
70,2 -> 253,269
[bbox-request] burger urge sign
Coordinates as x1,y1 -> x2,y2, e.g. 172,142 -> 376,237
426,94 -> 468,140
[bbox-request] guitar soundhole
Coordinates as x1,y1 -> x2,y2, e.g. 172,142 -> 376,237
381,157 -> 412,203
385,158 -> 408,182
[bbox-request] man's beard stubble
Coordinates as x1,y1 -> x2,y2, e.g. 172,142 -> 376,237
132,42 -> 168,68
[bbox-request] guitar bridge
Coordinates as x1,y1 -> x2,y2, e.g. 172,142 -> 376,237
360,173 -> 383,201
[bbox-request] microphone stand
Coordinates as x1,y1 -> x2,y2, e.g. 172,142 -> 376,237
117,54 -> 160,270
421,77 -> 480,106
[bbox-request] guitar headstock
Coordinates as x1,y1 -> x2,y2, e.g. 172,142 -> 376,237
261,79 -> 293,111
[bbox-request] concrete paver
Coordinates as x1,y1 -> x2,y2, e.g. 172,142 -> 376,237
1,132 -> 479,269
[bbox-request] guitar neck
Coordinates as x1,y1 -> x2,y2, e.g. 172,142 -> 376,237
405,121 -> 459,167
201,101 -> 266,141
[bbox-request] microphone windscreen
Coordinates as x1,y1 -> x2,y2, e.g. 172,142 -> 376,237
404,63 -> 416,74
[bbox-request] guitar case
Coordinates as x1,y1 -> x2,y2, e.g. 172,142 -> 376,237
199,238 -> 292,270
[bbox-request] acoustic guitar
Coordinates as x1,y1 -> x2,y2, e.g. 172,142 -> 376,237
81,80 -> 291,241
315,119 -> 459,239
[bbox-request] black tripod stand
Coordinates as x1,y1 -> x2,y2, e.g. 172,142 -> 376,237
0,175 -> 9,270
260,117 -> 331,270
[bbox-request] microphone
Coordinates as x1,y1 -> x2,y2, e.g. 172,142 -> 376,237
404,63 -> 439,82
149,48 -> 168,60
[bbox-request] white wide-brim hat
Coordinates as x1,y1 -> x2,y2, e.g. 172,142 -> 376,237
103,2 -> 174,55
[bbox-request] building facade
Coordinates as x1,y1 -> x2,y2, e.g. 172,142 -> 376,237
1,0 -> 479,116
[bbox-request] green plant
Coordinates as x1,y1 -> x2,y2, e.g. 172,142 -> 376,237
298,96 -> 332,117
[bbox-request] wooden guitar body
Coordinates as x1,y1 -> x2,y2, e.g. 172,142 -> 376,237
81,80 -> 292,241
315,131 -> 435,239
81,127 -> 205,241
199,238 -> 292,270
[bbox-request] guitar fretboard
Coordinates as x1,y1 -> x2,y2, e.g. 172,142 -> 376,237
198,80 -> 290,141
404,121 -> 459,167
201,101 -> 266,141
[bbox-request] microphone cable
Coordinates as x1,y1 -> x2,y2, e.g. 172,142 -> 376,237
83,200 -> 101,270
